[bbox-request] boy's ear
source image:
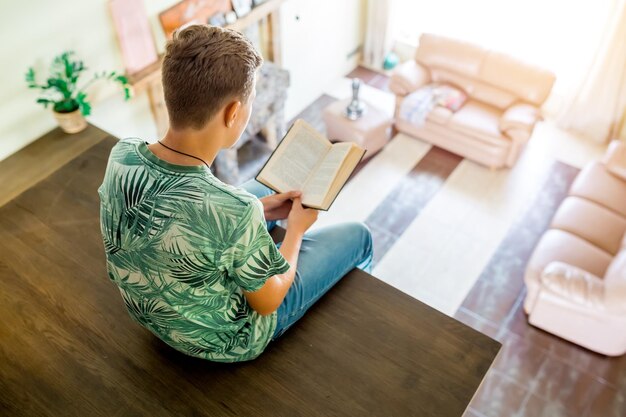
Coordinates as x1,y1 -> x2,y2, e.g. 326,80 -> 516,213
224,100 -> 242,128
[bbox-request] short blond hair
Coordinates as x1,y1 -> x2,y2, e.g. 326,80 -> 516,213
162,24 -> 263,130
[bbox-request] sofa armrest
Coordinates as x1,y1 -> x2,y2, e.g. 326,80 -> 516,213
389,60 -> 431,96
540,262 -> 625,313
602,140 -> 626,181
499,104 -> 540,167
499,103 -> 540,136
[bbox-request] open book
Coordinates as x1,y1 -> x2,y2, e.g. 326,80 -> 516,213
256,119 -> 366,211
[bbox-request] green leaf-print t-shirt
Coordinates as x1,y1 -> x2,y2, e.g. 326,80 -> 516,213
98,138 -> 290,362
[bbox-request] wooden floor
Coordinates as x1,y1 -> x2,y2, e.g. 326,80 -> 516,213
0,136 -> 499,415
0,124 -> 110,207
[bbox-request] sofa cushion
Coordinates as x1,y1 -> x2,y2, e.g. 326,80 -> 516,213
430,69 -> 475,97
431,68 -> 522,110
526,229 -> 613,287
569,162 -> 626,218
430,69 -> 518,109
470,80 -> 518,110
551,196 -> 626,255
479,51 -> 555,106
395,117 -> 510,168
415,33 -> 484,76
427,106 -> 454,124
448,100 -> 508,147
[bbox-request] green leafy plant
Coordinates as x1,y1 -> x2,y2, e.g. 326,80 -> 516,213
25,51 -> 132,116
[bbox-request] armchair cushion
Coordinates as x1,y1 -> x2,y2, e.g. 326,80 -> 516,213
603,140 -> 626,181
525,229 -> 613,290
389,60 -> 431,96
499,103 -> 540,134
550,196 -> 626,256
570,162 -> 626,217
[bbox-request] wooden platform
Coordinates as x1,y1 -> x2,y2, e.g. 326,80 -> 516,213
0,124 -> 111,207
0,136 -> 500,416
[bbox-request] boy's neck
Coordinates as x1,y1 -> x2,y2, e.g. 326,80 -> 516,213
149,123 -> 225,168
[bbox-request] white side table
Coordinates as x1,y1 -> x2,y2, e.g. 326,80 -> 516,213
322,98 -> 392,159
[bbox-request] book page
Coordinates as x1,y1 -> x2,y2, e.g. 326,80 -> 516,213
322,145 -> 366,209
302,143 -> 352,207
258,121 -> 331,192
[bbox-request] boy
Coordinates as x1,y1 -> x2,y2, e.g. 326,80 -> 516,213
98,24 -> 372,362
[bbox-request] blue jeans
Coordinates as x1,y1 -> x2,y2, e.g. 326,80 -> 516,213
240,180 -> 373,339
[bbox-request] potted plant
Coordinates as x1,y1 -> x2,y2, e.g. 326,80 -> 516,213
25,51 -> 132,134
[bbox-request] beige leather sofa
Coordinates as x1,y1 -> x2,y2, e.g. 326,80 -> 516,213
524,141 -> 626,356
390,34 -> 555,168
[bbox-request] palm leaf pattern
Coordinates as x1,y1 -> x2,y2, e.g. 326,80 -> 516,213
224,207 -> 290,290
98,139 -> 290,362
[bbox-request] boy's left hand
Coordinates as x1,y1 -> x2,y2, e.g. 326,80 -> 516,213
260,191 -> 301,221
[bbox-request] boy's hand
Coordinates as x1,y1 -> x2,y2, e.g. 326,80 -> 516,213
260,191 -> 301,221
287,197 -> 318,234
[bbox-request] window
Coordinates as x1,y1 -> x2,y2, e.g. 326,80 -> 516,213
391,0 -> 614,110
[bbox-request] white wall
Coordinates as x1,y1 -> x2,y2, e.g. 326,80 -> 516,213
0,0 -> 186,162
280,0 -> 366,120
0,0 -> 365,162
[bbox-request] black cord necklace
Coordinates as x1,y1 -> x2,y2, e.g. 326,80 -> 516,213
157,140 -> 210,169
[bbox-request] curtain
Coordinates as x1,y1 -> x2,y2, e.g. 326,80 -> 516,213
555,0 -> 626,143
362,0 -> 394,69
618,109 -> 626,141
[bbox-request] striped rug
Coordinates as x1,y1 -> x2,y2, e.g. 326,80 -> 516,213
311,128 -> 556,315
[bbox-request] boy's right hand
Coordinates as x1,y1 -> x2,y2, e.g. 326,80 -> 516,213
287,197 -> 318,234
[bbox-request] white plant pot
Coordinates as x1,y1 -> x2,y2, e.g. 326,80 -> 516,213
53,109 -> 87,134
